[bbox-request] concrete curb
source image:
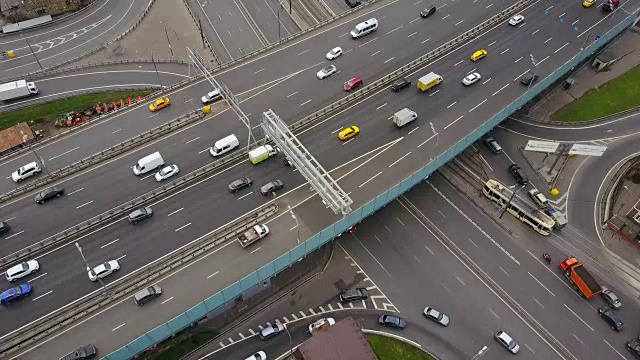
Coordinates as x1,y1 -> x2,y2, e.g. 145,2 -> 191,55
362,329 -> 438,358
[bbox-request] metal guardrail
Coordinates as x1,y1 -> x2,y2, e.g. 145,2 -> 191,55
0,202 -> 278,356
515,105 -> 640,125
0,86 -> 159,114
0,109 -> 205,207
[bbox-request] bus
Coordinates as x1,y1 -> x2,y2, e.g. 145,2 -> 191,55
482,179 -> 556,236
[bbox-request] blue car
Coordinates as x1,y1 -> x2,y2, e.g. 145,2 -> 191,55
0,284 -> 32,304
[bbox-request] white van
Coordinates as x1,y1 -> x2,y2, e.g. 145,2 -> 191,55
210,134 -> 239,157
350,18 -> 378,38
133,152 -> 165,175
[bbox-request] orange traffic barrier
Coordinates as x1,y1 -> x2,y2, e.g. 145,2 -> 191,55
112,101 -> 118,110
127,97 -> 132,104
103,103 -> 108,112
137,95 -> 142,102
120,99 -> 125,107
95,104 -> 101,113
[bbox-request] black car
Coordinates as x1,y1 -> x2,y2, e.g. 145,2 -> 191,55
520,74 -> 539,86
35,186 -> 64,204
378,314 -> 406,329
134,285 -> 162,306
508,164 -> 529,185
420,5 -> 436,17
0,221 -> 10,235
59,344 -> 97,360
628,340 -> 640,358
260,180 -> 284,195
128,207 -> 153,224
598,306 -> 624,331
339,287 -> 368,302
391,78 -> 411,91
228,177 -> 253,193
345,0 -> 361,8
283,157 -> 293,167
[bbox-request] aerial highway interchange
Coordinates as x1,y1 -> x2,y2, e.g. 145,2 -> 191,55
0,0 -> 639,359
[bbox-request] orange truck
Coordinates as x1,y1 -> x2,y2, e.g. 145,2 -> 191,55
559,257 -> 601,299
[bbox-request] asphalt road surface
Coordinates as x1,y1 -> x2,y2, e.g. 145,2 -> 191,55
0,0 -> 151,77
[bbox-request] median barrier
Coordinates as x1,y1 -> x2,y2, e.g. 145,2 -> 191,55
0,202 -> 278,356
104,11 -> 636,360
0,108 -> 207,205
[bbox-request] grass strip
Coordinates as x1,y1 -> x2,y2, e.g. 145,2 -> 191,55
0,90 -> 155,131
368,334 -> 438,360
551,63 -> 640,122
141,329 -> 218,360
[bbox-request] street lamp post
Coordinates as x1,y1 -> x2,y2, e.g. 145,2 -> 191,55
283,323 -> 294,359
499,184 -> 526,219
21,133 -> 49,176
75,242 -> 110,297
527,53 -> 539,92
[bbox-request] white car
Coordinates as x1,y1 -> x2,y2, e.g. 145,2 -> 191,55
495,330 -> 520,354
528,189 -> 549,208
326,47 -> 343,60
509,15 -> 524,26
423,307 -> 450,326
201,90 -> 222,104
462,72 -> 481,86
308,317 -> 336,332
155,165 -> 180,182
244,351 -> 266,360
88,260 -> 120,282
5,260 -> 39,282
11,161 -> 41,183
316,65 -> 337,79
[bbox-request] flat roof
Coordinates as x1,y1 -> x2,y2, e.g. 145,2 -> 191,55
295,317 -> 377,360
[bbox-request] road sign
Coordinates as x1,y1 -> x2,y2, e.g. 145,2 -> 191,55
525,140 -> 560,153
569,144 -> 606,156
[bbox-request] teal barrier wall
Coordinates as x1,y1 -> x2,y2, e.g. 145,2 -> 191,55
104,14 -> 635,359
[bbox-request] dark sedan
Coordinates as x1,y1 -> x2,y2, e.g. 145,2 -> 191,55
35,186 -> 64,204
378,314 -> 406,329
260,180 -> 284,195
628,340 -> 640,358
128,207 -> 153,224
598,306 -> 624,331
60,344 -> 97,360
391,78 -> 411,91
228,177 -> 253,193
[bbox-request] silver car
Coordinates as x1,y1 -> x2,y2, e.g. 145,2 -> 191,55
601,286 -> 622,309
423,307 -> 450,326
495,330 -> 520,354
462,72 -> 481,86
316,65 -> 337,79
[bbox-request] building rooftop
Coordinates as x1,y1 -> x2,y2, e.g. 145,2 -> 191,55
294,317 -> 377,360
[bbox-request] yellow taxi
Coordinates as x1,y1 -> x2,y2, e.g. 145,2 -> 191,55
149,97 -> 171,112
470,49 -> 488,62
338,126 -> 360,141
583,0 -> 595,7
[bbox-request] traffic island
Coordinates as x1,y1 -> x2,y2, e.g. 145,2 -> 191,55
367,333 -> 438,360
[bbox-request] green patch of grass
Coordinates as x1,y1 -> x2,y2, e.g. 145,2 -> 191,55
368,334 -> 438,360
141,329 -> 218,360
0,90 -> 155,131
551,63 -> 640,122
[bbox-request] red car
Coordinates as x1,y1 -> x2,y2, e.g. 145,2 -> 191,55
344,77 -> 363,91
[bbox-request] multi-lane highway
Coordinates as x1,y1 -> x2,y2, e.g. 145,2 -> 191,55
2,0 -> 638,336
0,0 -> 151,77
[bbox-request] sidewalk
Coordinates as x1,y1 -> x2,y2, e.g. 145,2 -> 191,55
526,27 -> 640,121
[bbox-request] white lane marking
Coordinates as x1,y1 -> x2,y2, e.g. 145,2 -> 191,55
185,99 -> 193,103
149,113 -> 158,118
428,89 -> 440,97
139,173 -> 155,181
482,78 -> 491,85
341,138 -> 355,146
438,210 -> 446,217
370,50 -> 381,56
544,37 -> 552,44
469,99 -> 488,113
198,148 -> 210,154
528,272 -> 555,296
331,127 -> 342,134
454,20 -> 464,26
442,14 -> 450,19
486,3 -> 493,8
531,29 -> 539,35
358,171 -> 383,188
535,55 -> 549,66
300,99 -> 312,106
207,271 -> 219,279
4,217 -> 15,221
376,103 -> 387,110
408,127 -> 419,135
112,323 -> 126,332
468,238 -> 477,247
290,224 -> 299,231
167,208 -> 184,216
558,12 -> 565,18
185,137 -> 200,144
161,297 -> 174,304
571,19 -> 579,25
488,40 -> 497,47
5,230 -> 24,239
514,56 -> 523,63
286,91 -> 298,98
407,31 -> 417,37
384,26 -> 402,35
489,309 -> 500,319
454,59 -> 464,66
421,38 -> 430,44
358,37 -> 378,47
467,68 -> 476,74
384,57 -> 395,64
500,48 -> 510,55
603,339 -> 627,359
76,200 -> 94,209
388,152 -> 411,168
500,267 -> 509,276
417,134 -> 436,148
424,245 -> 434,255
297,49 -> 309,55
444,115 -> 464,130
238,192 -> 253,200
493,83 -> 509,96
554,42 -> 569,53
48,146 -> 80,161
573,334 -> 583,344
514,69 -> 531,82
447,101 -> 457,108
396,217 -> 405,226
250,246 -> 262,254
533,297 -> 544,308
563,304 -> 594,331
101,239 -> 119,248
67,188 -> 84,195
111,129 -> 122,134
175,223 -> 192,232
456,276 -> 466,285
28,272 -> 47,282
254,68 -> 265,74
32,290 -> 53,302
546,5 -> 553,10
339,32 -> 349,37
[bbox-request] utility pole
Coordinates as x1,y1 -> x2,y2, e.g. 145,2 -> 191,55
25,39 -> 43,70
150,50 -> 163,89
499,184 -> 526,219
75,242 -> 111,298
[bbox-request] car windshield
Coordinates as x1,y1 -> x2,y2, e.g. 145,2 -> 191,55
323,66 -> 333,72
102,263 -> 111,271
330,49 -> 339,55
430,310 -> 442,319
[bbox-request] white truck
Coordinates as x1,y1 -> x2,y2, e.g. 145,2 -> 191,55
391,108 -> 418,127
238,224 -> 269,247
0,80 -> 38,101
248,145 -> 277,164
